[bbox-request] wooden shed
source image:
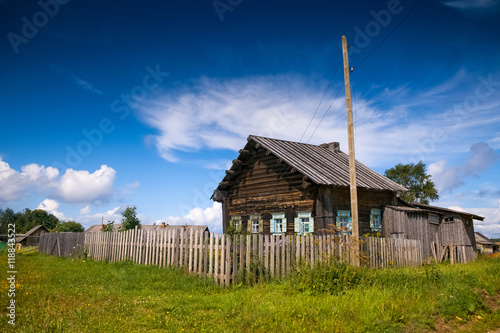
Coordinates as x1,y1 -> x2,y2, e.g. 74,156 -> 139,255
475,232 -> 499,254
16,224 -> 50,247
383,203 -> 483,260
212,135 -> 406,236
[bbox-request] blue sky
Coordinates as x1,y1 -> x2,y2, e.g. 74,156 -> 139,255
1,0 -> 500,237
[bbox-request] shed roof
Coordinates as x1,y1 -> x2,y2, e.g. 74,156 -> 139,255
16,224 -> 49,243
411,203 -> 484,221
217,135 -> 406,192
475,232 -> 497,245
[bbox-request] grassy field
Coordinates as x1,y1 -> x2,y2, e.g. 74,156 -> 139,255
1,252 -> 499,332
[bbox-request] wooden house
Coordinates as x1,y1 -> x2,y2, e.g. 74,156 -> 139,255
16,224 -> 50,247
212,135 -> 484,261
475,232 -> 499,254
212,135 -> 406,235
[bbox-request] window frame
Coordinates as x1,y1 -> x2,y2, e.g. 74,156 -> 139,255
249,214 -> 262,234
428,213 -> 440,224
230,215 -> 241,231
294,211 -> 314,235
370,208 -> 382,231
270,213 -> 286,235
336,210 -> 351,234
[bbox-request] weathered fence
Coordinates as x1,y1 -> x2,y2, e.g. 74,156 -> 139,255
39,232 -> 85,258
84,228 -> 423,286
430,242 -> 475,264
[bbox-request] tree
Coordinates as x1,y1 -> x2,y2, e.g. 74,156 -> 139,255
384,161 -> 439,205
0,208 -> 15,234
29,209 -> 60,230
102,221 -> 115,232
53,221 -> 84,232
120,206 -> 141,231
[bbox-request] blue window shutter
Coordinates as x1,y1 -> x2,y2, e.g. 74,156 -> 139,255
282,218 -> 287,233
309,217 -> 314,234
270,219 -> 275,233
370,209 -> 375,229
294,217 -> 300,233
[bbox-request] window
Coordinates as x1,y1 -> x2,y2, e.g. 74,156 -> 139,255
248,214 -> 263,233
230,215 -> 241,231
429,213 -> 440,224
370,208 -> 381,231
270,213 -> 286,235
294,212 -> 314,235
444,217 -> 454,223
336,210 -> 351,234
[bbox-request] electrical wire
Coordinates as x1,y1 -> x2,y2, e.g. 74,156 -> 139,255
306,83 -> 344,144
352,0 -> 423,70
299,60 -> 342,142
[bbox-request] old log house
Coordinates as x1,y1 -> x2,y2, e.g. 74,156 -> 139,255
212,135 -> 484,261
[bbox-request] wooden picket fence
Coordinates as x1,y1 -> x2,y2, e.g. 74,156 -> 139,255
84,228 -> 423,286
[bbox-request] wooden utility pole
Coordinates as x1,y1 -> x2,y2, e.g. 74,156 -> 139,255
342,35 -> 359,266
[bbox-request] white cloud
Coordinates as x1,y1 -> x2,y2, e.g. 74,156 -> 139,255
162,202 -> 222,233
456,201 -> 500,239
0,159 -> 59,201
0,159 -> 117,204
37,199 -> 66,220
429,142 -> 498,192
80,205 -> 91,215
442,0 -> 499,10
56,165 -> 116,203
136,71 -> 500,169
73,77 -> 105,95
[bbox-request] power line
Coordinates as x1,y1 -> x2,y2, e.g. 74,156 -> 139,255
299,60 -> 342,142
306,83 -> 344,143
352,0 -> 423,70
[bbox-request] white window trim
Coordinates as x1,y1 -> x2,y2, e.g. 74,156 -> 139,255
230,215 -> 241,231
271,213 -> 286,235
294,211 -> 314,235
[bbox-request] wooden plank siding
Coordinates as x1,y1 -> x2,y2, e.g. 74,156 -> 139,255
315,186 -> 397,235
223,146 -> 398,237
225,147 -> 316,234
383,207 -> 477,262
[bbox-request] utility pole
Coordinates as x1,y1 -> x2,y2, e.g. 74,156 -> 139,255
342,35 -> 359,266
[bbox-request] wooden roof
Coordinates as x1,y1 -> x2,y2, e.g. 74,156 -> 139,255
475,232 -> 497,245
217,135 -> 407,192
15,224 -> 49,243
411,203 -> 484,221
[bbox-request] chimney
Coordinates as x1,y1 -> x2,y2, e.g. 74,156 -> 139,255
161,222 -> 166,228
320,142 -> 340,153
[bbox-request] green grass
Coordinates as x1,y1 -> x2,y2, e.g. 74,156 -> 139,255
1,253 -> 499,332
